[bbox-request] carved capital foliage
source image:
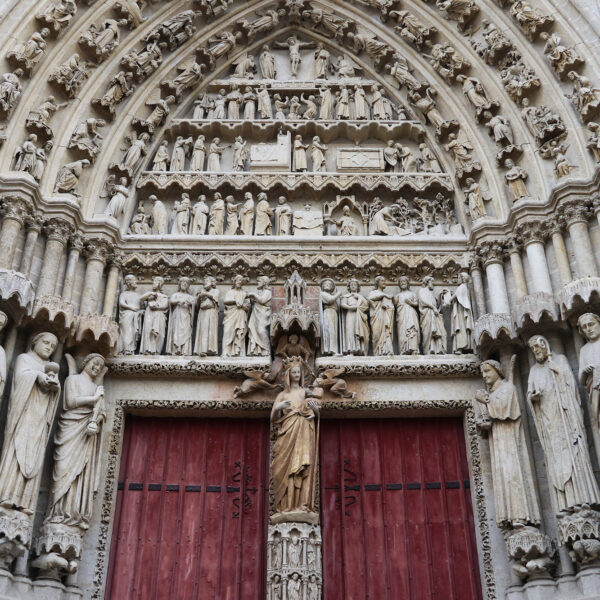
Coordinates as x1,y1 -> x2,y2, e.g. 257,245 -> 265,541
505,234 -> 522,254
514,220 -> 546,245
0,193 -> 33,226
25,212 -> 43,232
84,238 -> 112,264
69,232 -> 85,252
558,199 -> 590,226
477,241 -> 505,266
44,217 -> 73,244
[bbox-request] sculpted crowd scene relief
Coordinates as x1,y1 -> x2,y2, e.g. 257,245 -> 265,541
117,273 -> 474,357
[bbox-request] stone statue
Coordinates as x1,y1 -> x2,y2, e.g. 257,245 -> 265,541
146,10 -> 195,50
118,131 -> 149,174
255,193 -> 273,235
0,71 -> 22,116
53,159 -> 90,197
79,19 -> 122,60
94,70 -> 134,115
68,118 -> 105,160
0,332 -> 60,514
329,206 -> 358,236
225,196 -> 240,235
394,276 -> 420,355
36,0 -> 76,35
541,32 -> 583,78
307,575 -> 319,600
257,83 -> 272,119
194,276 -> 220,356
232,54 -> 255,79
239,9 -> 285,41
487,115 -> 514,148
293,135 -> 308,171
7,29 -> 49,73
190,136 -> 206,171
274,35 -> 313,77
475,359 -> 541,528
314,44 -> 330,79
45,353 -> 107,529
150,195 -> 168,235
387,55 -> 420,90
383,140 -> 400,172
152,141 -> 169,171
26,96 -> 66,136
209,192 -> 225,235
170,136 -> 192,171
222,275 -> 250,356
192,94 -> 212,119
457,75 -> 496,116
120,41 -> 161,80
520,99 -> 565,144
227,84 -> 243,120
504,159 -> 529,202
510,0 -> 554,40
341,278 -> 369,356
105,177 -> 130,219
232,136 -> 247,171
271,359 -> 320,517
587,122 -> 600,162
243,87 -> 256,120
207,137 -> 228,172
527,335 -> 600,512
191,195 -> 209,234
548,141 -> 575,178
302,7 -> 351,41
464,178 -> 486,220
166,277 -> 195,355
353,86 -> 369,120
301,94 -> 318,120
369,276 -> 395,356
577,313 -> 600,460
287,573 -> 302,600
419,144 -> 441,173
13,134 -> 40,177
240,192 -> 255,235
171,194 -> 191,234
398,145 -> 417,172
418,276 -> 446,354
567,71 -> 600,119
318,87 -> 333,120
247,276 -> 272,356
199,31 -> 241,69
139,276 -> 169,355
288,96 -> 301,120
335,86 -> 350,120
213,90 -> 227,119
259,45 -> 276,79
275,197 -> 293,235
128,203 -> 150,235
445,134 -> 477,174
310,136 -> 327,172
320,279 -> 341,356
138,94 -> 174,133
118,274 -> 143,354
447,272 -> 473,353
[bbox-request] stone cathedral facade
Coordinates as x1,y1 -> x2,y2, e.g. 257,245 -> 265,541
0,0 -> 599,598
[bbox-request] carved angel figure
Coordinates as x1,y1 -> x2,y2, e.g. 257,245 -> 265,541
316,368 -> 354,398
45,353 -> 107,530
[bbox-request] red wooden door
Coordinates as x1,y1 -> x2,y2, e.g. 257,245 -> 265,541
106,417 -> 269,600
321,418 -> 482,600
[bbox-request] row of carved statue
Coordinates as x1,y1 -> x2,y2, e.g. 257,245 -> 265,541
189,83 -> 403,121
117,273 -> 473,357
127,192 -> 461,237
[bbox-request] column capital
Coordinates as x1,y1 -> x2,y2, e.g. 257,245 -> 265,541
43,217 -> 73,244
25,212 -> 43,232
506,234 -> 523,254
109,249 -> 125,269
558,199 -> 590,226
545,218 -> 564,237
468,254 -> 482,271
68,233 -> 85,252
591,191 -> 600,214
0,193 -> 33,226
515,220 -> 546,246
84,238 -> 112,264
477,240 -> 505,266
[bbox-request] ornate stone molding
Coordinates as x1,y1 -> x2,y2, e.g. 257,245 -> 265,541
84,238 -> 113,265
513,292 -> 560,331
477,241 -> 505,267
557,199 -> 591,227
30,294 -> 76,334
0,193 -> 33,226
0,269 -> 35,318
74,314 -> 119,355
314,355 -> 480,378
504,527 -> 555,579
137,171 -> 454,195
557,277 -> 600,320
558,507 -> 600,567
514,220 -> 546,246
43,217 -> 74,244
474,313 -> 517,349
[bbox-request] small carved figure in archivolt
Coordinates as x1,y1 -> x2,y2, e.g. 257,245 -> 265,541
54,159 -> 91,197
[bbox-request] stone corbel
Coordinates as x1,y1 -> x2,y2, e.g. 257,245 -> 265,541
505,526 -> 555,580
557,277 -> 600,322
557,506 -> 600,568
512,291 -> 561,334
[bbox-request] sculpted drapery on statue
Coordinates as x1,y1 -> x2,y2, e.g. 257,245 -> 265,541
476,359 -> 540,528
0,312 -> 7,399
139,276 -> 168,355
341,278 -> 369,356
271,360 -> 321,523
46,354 -> 107,529
194,276 -> 220,356
247,276 -> 272,357
118,274 -> 142,355
368,276 -> 394,356
0,333 -> 60,515
394,276 -> 420,355
223,274 -> 250,356
166,277 -> 195,355
527,335 -> 600,513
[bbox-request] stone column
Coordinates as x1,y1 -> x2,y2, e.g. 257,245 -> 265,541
469,257 -> 486,317
61,234 -> 83,301
480,242 -> 510,314
519,222 -> 553,294
102,253 -> 123,318
562,201 -> 598,278
79,239 -> 110,315
547,220 -> 573,286
0,194 -> 31,270
35,219 -> 72,298
18,214 -> 42,277
506,236 -> 528,300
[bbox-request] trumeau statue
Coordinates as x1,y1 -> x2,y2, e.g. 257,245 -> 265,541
271,359 -> 321,521
45,353 -> 107,529
118,274 -> 142,354
394,276 -> 420,355
341,278 -> 369,356
368,276 -> 394,356
0,333 -> 60,514
418,276 -> 446,354
475,358 -> 541,528
577,313 -> 600,460
139,276 -> 169,355
247,276 -> 272,356
222,275 -> 250,356
194,276 -> 220,356
527,335 -> 600,512
166,277 -> 195,356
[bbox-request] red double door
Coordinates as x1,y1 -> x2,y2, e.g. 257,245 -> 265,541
107,416 -> 481,600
